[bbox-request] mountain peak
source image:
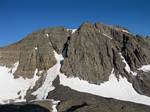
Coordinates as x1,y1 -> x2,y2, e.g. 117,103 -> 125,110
0,22 -> 150,111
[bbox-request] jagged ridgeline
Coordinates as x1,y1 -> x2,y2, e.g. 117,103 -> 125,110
0,22 -> 150,112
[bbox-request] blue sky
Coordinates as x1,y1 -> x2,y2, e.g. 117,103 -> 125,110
0,0 -> 150,46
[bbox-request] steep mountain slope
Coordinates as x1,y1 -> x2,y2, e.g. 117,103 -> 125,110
0,22 -> 150,111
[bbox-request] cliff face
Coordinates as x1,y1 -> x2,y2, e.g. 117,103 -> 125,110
61,23 -> 150,96
0,22 -> 150,111
0,27 -> 70,78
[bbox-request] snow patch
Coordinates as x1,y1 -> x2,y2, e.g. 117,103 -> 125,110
138,65 -> 150,72
34,47 -> 38,50
29,99 -> 60,112
71,29 -> 77,34
102,33 -> 112,39
130,71 -> 137,76
122,29 -> 130,34
67,29 -> 77,34
0,62 -> 40,104
51,99 -> 60,112
46,34 -> 49,37
39,70 -> 44,74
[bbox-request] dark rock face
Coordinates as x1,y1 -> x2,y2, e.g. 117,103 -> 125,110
30,100 -> 53,112
61,23 -> 116,84
133,71 -> 150,96
0,103 -> 50,112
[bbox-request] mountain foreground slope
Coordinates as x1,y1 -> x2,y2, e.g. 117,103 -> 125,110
0,22 -> 150,112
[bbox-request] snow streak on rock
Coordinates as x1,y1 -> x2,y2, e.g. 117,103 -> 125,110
119,53 -> 131,73
119,53 -> 137,76
102,33 -> 112,39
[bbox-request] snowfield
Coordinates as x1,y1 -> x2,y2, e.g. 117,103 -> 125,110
52,51 -> 150,106
0,62 -> 40,104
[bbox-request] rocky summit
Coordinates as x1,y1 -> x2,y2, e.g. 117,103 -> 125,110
0,22 -> 150,112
